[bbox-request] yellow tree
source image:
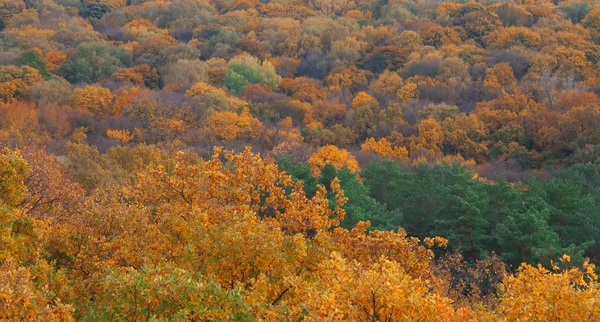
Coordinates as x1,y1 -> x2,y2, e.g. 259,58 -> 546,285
442,114 -> 489,161
495,260 -> 600,321
369,70 -> 404,102
106,129 -> 133,145
361,137 -> 408,161
308,145 -> 360,177
73,85 -> 114,115
205,108 -> 263,142
414,118 -> 444,153
347,92 -> 380,139
484,63 -> 517,92
0,148 -> 28,208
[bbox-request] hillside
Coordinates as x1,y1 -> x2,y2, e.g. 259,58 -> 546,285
2,0 -> 600,320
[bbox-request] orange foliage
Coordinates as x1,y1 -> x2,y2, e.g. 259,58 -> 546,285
44,50 -> 67,72
484,63 -> 517,91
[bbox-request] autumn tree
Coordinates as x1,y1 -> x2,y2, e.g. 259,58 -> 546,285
442,114 -> 489,161
0,148 -> 28,208
413,118 -> 444,153
346,92 -> 380,139
308,145 -> 360,177
205,108 -> 263,142
73,85 -> 114,115
484,63 -> 517,91
361,137 -> 408,161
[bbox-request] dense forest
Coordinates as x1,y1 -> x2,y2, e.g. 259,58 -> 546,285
2,0 -> 600,320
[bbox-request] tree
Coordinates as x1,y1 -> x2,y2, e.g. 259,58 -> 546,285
205,108 -> 263,142
421,26 -> 462,48
0,0 -> 25,30
558,1 -> 591,24
492,3 -> 533,27
80,2 -> 112,19
496,260 -> 600,320
361,160 -> 493,259
112,64 -> 160,89
369,70 -> 404,102
363,46 -> 408,74
17,50 -> 50,79
442,114 -> 489,161
361,137 -> 408,161
163,59 -> 209,90
43,50 -> 67,73
308,145 -> 360,177
59,44 -> 132,84
493,27 -> 541,49
325,65 -> 370,92
493,198 -> 561,268
450,3 -> 501,45
82,266 -> 251,321
73,85 -> 113,115
414,118 -> 444,153
224,55 -> 281,94
107,129 -> 133,145
0,148 -> 28,208
346,92 -> 380,139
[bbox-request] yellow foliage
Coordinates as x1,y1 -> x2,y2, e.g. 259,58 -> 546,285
308,145 -> 360,177
185,82 -> 228,97
369,70 -> 404,99
484,63 -> 517,91
396,82 -> 418,101
496,262 -> 600,321
106,129 -> 133,144
415,118 -> 445,152
361,137 -> 409,161
205,108 -> 263,142
73,85 -> 114,115
351,91 -> 375,108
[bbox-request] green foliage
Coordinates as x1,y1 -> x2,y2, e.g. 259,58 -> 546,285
18,50 -> 50,79
79,3 -> 111,20
493,197 -> 561,268
276,158 -> 394,230
558,1 -> 591,23
81,266 -> 252,321
225,55 -> 281,94
361,160 -> 597,267
59,43 -> 132,84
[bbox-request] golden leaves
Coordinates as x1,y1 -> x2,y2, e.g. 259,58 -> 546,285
73,85 -> 114,115
0,148 -> 28,208
361,137 -> 409,161
308,145 -> 360,177
205,108 -> 263,142
484,62 -> 517,91
106,129 -> 133,144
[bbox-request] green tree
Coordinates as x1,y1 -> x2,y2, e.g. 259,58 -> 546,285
59,43 -> 132,84
18,50 -> 50,79
277,158 -> 394,230
225,55 -> 281,94
493,197 -> 561,268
